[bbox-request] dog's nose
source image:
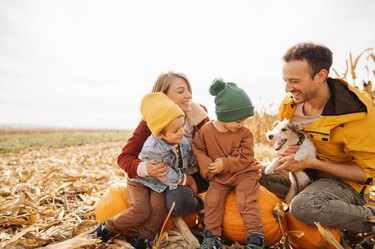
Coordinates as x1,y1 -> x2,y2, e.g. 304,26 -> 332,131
267,134 -> 273,140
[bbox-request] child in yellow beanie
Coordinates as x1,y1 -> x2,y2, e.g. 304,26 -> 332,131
192,79 -> 264,249
91,92 -> 198,249
131,92 -> 198,194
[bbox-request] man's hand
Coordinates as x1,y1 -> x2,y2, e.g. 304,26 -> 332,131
276,145 -> 299,157
276,154 -> 316,172
208,158 -> 224,174
146,160 -> 168,177
274,145 -> 305,172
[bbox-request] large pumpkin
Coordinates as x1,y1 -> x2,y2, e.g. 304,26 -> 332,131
286,212 -> 341,249
96,182 -> 131,223
221,186 -> 286,246
95,182 -> 197,233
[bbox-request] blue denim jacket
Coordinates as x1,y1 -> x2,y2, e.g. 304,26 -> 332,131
129,134 -> 196,193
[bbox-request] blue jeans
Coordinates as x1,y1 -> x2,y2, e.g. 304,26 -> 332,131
260,172 -> 373,233
290,178 -> 372,233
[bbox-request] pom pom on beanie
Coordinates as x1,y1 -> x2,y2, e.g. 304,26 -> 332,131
209,78 -> 254,122
209,78 -> 226,96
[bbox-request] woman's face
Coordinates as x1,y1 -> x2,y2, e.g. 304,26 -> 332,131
166,78 -> 192,113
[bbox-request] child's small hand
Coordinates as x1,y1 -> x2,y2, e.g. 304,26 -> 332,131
208,158 -> 224,174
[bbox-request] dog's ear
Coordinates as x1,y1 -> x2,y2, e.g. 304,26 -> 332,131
288,121 -> 304,132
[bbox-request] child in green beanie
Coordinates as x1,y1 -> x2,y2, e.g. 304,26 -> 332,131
192,79 -> 264,249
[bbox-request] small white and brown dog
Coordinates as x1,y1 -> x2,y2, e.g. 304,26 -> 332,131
264,119 -> 317,204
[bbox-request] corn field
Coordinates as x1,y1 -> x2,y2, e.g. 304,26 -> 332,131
1,48 -> 375,249
332,48 -> 375,104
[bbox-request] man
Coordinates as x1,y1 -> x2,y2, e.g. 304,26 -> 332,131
261,42 -> 375,233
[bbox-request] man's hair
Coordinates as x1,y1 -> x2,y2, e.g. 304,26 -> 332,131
283,42 -> 333,78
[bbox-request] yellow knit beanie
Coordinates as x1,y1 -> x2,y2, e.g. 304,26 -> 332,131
140,92 -> 185,136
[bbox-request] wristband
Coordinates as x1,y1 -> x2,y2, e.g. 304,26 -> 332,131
176,177 -> 182,185
137,161 -> 149,177
182,173 -> 187,186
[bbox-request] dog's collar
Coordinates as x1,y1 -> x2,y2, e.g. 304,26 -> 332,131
296,134 -> 305,146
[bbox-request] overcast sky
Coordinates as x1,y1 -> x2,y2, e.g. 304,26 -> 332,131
1,0 -> 374,129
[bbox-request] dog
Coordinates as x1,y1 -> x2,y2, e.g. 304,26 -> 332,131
264,119 -> 317,204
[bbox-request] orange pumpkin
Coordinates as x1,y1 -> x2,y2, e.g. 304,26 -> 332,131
95,182 -> 197,233
221,186 -> 286,246
286,212 -> 341,249
95,182 -> 131,223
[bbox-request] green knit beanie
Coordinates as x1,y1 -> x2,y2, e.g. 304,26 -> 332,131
209,78 -> 254,122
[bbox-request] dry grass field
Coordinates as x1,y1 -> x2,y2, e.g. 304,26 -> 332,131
0,129 -> 129,154
0,125 -> 374,248
0,138 -> 127,248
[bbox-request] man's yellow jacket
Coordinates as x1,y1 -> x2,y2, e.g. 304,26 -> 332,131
279,78 -> 375,195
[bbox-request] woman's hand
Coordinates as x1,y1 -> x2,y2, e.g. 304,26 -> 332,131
146,160 -> 168,177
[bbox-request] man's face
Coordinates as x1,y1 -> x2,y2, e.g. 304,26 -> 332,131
282,60 -> 320,104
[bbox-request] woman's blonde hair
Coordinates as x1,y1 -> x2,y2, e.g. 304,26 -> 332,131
151,71 -> 192,95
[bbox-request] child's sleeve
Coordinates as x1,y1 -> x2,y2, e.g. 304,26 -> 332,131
140,139 -> 163,163
140,139 -> 181,186
192,130 -> 215,181
221,130 -> 257,174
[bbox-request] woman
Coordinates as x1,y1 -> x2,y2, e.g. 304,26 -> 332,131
118,71 -> 210,216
